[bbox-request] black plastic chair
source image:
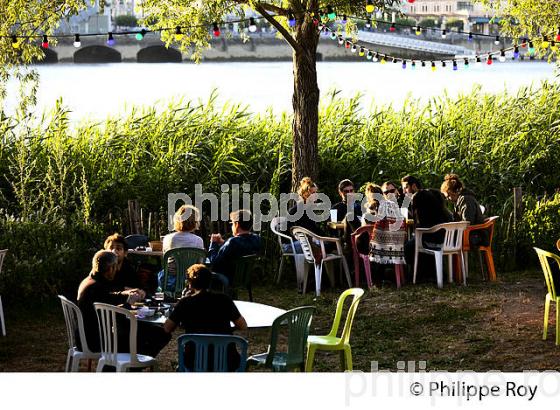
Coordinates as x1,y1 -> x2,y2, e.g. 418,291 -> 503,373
232,254 -> 258,302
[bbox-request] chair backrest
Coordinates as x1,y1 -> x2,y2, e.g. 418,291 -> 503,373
291,227 -> 318,264
94,302 -> 140,365
0,249 -> 7,274
534,247 -> 560,300
163,247 -> 206,297
557,239 -> 560,252
125,234 -> 149,249
428,221 -> 469,252
271,217 -> 291,250
327,288 -> 365,343
351,225 -> 374,256
177,333 -> 248,372
58,295 -> 95,354
209,272 -> 230,294
266,306 -> 315,369
484,216 -> 499,245
233,254 -> 258,288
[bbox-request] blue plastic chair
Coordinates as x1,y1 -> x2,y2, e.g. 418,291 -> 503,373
248,306 -> 315,372
177,334 -> 248,372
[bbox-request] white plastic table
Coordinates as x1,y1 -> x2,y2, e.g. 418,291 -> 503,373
138,300 -> 286,329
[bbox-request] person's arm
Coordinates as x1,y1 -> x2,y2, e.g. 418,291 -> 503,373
209,238 -> 236,267
233,315 -> 247,330
458,197 -> 477,224
163,318 -> 177,334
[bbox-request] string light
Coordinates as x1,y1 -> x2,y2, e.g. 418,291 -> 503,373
341,15 -> 347,24
288,13 -> 296,27
528,41 -> 535,55
421,61 -> 426,67
401,60 -> 406,69
327,6 -> 336,20
441,61 -> 446,68
359,46 -> 365,56
389,23 -> 396,32
475,56 -> 482,67
365,0 -> 375,13
365,18 -> 372,29
11,35 -> 19,49
486,55 -> 493,65
542,35 -> 549,48
212,22 -> 221,37
135,29 -> 146,41
249,17 -> 257,33
330,32 -> 337,40
366,50 -> 373,60
175,27 -> 184,41
441,29 -> 447,39
73,34 -> 81,48
463,58 -> 469,68
415,26 -> 422,36
106,32 -> 115,46
351,44 -> 357,52
513,45 -> 519,59
431,61 -> 436,71
407,0 -> 416,2
372,52 -> 379,62
41,35 -> 49,49
411,61 -> 416,69
380,56 -> 386,64
453,60 -> 458,70
494,35 -> 500,45
345,40 -> 351,49
556,28 -> 560,42
468,32 -> 473,41
338,35 -> 344,45
499,49 -> 506,62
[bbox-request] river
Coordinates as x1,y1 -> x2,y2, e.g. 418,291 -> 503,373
4,61 -> 558,121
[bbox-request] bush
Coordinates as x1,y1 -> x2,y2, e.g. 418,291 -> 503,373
521,193 -> 560,254
446,19 -> 465,31
419,18 -> 438,28
115,15 -> 138,28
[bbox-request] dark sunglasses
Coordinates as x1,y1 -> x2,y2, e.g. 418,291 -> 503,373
383,188 -> 396,195
343,188 -> 354,194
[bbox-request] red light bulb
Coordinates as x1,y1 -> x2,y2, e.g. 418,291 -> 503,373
212,23 -> 220,37
389,23 -> 396,32
41,35 -> 49,48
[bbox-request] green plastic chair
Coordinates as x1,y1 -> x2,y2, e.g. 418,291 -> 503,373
305,288 -> 365,372
534,247 -> 560,345
162,247 -> 206,298
232,254 -> 258,301
177,333 -> 248,372
248,306 -> 315,372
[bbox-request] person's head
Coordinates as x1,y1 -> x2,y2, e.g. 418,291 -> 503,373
103,233 -> 127,264
186,264 -> 212,291
365,183 -> 383,211
440,174 -> 464,203
174,204 -> 200,232
230,209 -> 252,235
381,181 -> 398,199
401,175 -> 422,195
91,250 -> 118,281
297,177 -> 318,202
338,179 -> 355,201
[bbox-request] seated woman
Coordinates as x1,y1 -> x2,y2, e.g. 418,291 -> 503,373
404,189 -> 453,277
440,174 -> 487,246
77,250 -> 169,358
158,204 -> 205,292
163,264 -> 247,371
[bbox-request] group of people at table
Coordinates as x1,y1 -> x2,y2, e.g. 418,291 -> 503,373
74,173 -> 487,370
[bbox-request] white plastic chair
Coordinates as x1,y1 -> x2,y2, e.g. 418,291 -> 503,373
271,217 -> 308,289
0,249 -> 7,337
94,302 -> 157,372
291,227 -> 352,297
58,295 -> 101,371
413,221 -> 469,288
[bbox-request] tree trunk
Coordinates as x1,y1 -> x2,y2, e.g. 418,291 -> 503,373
291,18 -> 320,192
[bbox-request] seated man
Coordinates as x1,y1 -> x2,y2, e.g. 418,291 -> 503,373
163,264 -> 247,371
77,250 -> 170,358
208,209 -> 261,286
331,179 -> 362,224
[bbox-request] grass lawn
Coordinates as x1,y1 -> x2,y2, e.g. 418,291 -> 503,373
1,268 -> 559,372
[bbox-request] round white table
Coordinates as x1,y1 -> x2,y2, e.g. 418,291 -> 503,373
138,300 -> 286,329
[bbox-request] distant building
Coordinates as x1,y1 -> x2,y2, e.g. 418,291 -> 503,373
401,0 -> 498,34
57,0 -> 110,34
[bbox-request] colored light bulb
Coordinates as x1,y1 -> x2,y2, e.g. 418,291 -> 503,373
407,0 -> 416,3
136,29 -> 146,41
288,14 -> 296,27
107,32 -> 115,46
338,36 -> 344,45
175,27 -> 184,41
453,60 -> 458,70
389,23 -> 396,32
402,61 -> 407,69
441,29 -> 447,39
431,61 -> 436,71
464,59 -> 469,68
249,17 -> 257,33
380,57 -> 386,64
411,61 -> 416,69
468,32 -> 473,41
359,47 -> 365,56
499,50 -> 506,62
528,41 -> 535,55
341,15 -> 347,24
421,61 -> 426,67
351,44 -> 357,53
365,0 -> 374,13
542,36 -> 549,48
475,56 -> 481,67
41,35 -> 49,49
494,35 -> 500,45
330,32 -> 337,40
11,35 -> 20,49
513,46 -> 519,59
73,34 -> 81,48
345,40 -> 351,49
486,55 -> 493,65
213,23 -> 221,37
415,26 -> 421,36
366,19 -> 372,29
556,29 -> 560,42
327,6 -> 336,20
366,51 -> 373,60
372,53 -> 379,62
442,61 -> 446,68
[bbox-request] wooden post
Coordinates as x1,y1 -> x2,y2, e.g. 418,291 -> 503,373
128,200 -> 142,235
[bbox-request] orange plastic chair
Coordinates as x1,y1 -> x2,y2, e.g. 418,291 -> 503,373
462,216 -> 499,282
556,239 -> 560,252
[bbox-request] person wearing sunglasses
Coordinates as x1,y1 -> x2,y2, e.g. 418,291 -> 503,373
331,179 -> 362,224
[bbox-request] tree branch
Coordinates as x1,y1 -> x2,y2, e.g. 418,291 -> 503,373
255,3 -> 302,53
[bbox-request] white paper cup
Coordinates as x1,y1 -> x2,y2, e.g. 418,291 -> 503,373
400,208 -> 408,219
330,209 -> 338,223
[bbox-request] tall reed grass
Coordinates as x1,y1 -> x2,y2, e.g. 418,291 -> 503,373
1,83 -> 559,297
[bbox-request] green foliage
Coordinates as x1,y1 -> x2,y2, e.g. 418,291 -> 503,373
446,19 -> 464,31
115,14 -> 138,28
419,18 -> 438,28
522,193 -> 560,254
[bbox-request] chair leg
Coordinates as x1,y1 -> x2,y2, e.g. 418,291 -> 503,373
339,350 -> 346,371
96,359 -> 105,372
363,257 -> 373,288
556,300 -> 559,346
294,255 -> 305,292
484,250 -> 497,281
394,264 -> 402,289
353,251 -> 360,287
344,346 -> 353,371
315,264 -> 322,297
413,250 -> 419,284
71,356 -> 81,372
447,254 -> 454,283
277,257 -> 285,284
434,252 -> 443,289
478,250 -> 486,281
0,295 -> 5,337
460,251 -> 467,286
302,261 -> 309,295
65,351 -> 72,372
305,344 -> 316,372
341,257 -> 352,288
464,251 -> 469,282
543,295 -> 550,340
